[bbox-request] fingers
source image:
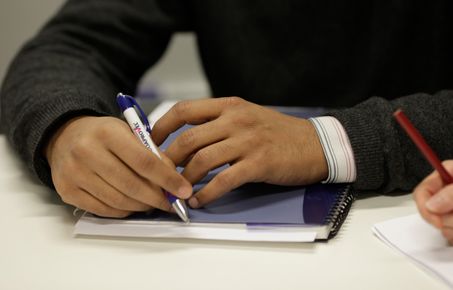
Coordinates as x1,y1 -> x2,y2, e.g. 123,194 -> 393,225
181,139 -> 241,184
80,148 -> 172,212
164,118 -> 228,166
61,187 -> 132,218
109,132 -> 192,199
79,173 -> 152,212
152,97 -> 244,145
413,171 -> 443,228
426,184 -> 453,214
188,161 -> 254,208
47,116 -> 192,217
151,97 -> 328,209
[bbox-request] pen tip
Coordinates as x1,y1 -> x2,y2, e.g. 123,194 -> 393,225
173,200 -> 190,223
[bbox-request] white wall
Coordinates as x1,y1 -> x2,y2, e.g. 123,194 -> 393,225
139,34 -> 210,101
0,0 -> 64,84
0,0 -> 209,102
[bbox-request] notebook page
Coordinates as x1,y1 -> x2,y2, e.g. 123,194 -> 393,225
373,214 -> 453,289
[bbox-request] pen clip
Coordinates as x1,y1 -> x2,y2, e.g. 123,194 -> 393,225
121,93 -> 152,134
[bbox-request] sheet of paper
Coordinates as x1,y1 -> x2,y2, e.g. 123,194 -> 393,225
373,214 -> 453,289
74,215 -> 318,242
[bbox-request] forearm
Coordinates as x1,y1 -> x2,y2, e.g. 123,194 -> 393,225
0,0 -> 187,186
1,34 -> 119,186
329,91 -> 453,193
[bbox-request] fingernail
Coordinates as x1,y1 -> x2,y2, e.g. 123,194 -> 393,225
426,194 -> 445,212
178,185 -> 193,198
189,197 -> 199,208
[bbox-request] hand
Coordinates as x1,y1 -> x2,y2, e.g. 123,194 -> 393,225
152,97 -> 328,208
45,116 -> 192,218
413,160 -> 453,243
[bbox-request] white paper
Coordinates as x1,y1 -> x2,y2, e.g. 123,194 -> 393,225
74,214 -> 318,242
373,214 -> 453,288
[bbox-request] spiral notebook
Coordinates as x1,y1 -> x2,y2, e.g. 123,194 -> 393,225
74,101 -> 355,242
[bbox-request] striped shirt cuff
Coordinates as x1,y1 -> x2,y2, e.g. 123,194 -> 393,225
309,116 -> 357,183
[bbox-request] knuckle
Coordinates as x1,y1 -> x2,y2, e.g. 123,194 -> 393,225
173,100 -> 192,117
69,137 -> 92,159
93,122 -> 114,140
215,142 -> 230,156
231,112 -> 256,128
191,149 -> 211,168
224,96 -> 244,107
178,129 -> 196,148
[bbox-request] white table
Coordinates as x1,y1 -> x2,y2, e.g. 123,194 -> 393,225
0,135 -> 449,290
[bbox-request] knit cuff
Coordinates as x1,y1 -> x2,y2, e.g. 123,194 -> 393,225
13,91 -> 117,188
327,108 -> 385,191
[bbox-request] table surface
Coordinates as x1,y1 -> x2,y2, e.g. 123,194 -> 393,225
0,135 -> 449,290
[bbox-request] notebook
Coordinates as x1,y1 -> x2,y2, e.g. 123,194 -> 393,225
74,101 -> 355,242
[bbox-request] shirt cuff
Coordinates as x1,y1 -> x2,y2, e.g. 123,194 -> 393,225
309,116 -> 357,183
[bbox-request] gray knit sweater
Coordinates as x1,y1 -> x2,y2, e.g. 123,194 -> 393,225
1,0 -> 453,194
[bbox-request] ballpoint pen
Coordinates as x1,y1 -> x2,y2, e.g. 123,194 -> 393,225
394,109 -> 453,185
116,93 -> 190,223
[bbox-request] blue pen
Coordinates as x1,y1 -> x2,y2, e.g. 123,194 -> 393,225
116,93 -> 190,223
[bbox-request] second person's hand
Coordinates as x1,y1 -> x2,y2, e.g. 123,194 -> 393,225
413,160 -> 453,243
45,116 -> 192,217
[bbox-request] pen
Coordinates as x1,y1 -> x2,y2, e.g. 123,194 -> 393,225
116,93 -> 190,223
393,109 -> 453,185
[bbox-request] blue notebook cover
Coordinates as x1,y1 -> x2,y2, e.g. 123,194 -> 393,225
124,106 -> 354,239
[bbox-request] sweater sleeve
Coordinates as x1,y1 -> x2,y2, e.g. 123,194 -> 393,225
328,90 -> 453,194
0,0 -> 190,187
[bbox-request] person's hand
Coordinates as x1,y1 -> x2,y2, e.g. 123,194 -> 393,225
45,116 -> 192,217
152,97 -> 328,208
413,160 -> 453,243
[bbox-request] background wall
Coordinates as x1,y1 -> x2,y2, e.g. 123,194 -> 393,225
0,0 -> 209,104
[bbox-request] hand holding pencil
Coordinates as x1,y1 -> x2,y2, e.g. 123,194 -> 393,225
394,109 -> 453,243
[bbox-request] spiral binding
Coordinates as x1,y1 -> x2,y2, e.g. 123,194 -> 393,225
324,185 -> 356,239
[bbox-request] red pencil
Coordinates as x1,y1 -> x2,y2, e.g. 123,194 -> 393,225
393,109 -> 453,185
